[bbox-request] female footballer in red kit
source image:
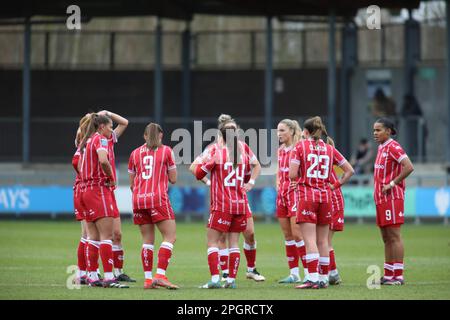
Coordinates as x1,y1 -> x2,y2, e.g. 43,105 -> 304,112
191,114 -> 265,283
275,119 -> 309,284
327,140 -> 346,285
289,116 -> 354,289
96,110 -> 135,283
192,117 -> 261,289
373,118 -> 414,285
78,113 -> 128,288
72,113 -> 92,285
128,123 -> 179,290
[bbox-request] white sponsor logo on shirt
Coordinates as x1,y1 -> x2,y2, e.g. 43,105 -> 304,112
138,193 -> 155,198
374,164 -> 385,169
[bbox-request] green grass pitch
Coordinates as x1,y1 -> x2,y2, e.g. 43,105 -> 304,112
0,220 -> 449,300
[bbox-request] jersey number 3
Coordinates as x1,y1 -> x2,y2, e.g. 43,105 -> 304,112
306,154 -> 330,179
142,155 -> 154,180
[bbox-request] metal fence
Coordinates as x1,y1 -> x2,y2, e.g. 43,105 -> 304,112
0,114 -> 441,163
0,116 -> 314,162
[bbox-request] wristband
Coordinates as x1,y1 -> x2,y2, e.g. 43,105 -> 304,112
390,181 -> 396,187
249,179 -> 255,185
206,179 -> 211,186
333,181 -> 342,189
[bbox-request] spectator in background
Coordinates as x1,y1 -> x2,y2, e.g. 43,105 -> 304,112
350,138 -> 373,176
370,88 -> 397,119
401,94 -> 427,161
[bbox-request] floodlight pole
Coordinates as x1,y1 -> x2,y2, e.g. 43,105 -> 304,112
447,0 -> 450,164
328,9 -> 337,139
265,16 -> 273,152
22,16 -> 31,164
154,17 -> 163,125
181,20 -> 192,128
340,21 -> 351,157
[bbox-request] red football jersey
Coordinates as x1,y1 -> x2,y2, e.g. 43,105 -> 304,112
195,142 -> 254,215
107,131 -> 118,189
80,132 -> 112,188
197,141 -> 254,177
373,138 -> 408,205
329,167 -> 344,212
72,148 -> 82,191
277,145 -> 297,193
128,144 -> 176,210
290,138 -> 347,203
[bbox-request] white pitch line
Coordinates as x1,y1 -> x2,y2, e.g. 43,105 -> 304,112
0,283 -> 66,287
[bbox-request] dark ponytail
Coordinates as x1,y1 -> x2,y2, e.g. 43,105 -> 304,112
303,116 -> 335,146
375,117 -> 397,136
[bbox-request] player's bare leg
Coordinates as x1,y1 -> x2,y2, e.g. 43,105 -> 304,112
218,233 -> 229,281
112,217 -> 135,282
74,221 -> 88,285
223,232 -> 240,288
291,217 -> 308,281
97,217 -> 128,288
200,228 -> 223,289
328,230 -> 341,285
139,224 -> 156,289
380,227 -> 397,284
295,223 -> 319,289
278,217 -> 301,283
381,227 -> 404,285
153,219 -> 179,289
85,222 -> 102,286
243,217 -> 265,281
316,224 -> 330,288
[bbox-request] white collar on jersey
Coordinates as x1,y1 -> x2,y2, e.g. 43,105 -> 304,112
281,144 -> 293,152
379,138 -> 393,149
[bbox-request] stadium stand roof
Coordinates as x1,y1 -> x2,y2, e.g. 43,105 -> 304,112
1,0 -> 420,20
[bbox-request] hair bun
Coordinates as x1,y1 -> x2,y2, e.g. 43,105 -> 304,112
218,114 -> 233,125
